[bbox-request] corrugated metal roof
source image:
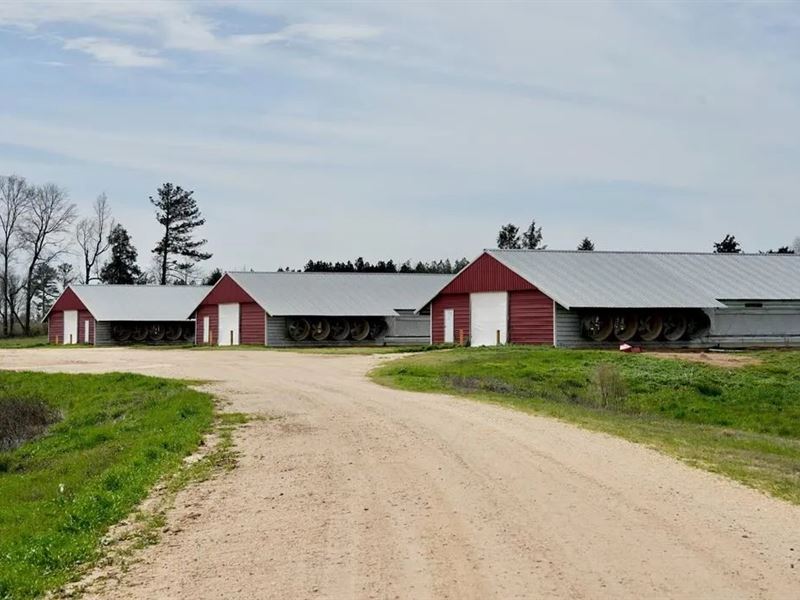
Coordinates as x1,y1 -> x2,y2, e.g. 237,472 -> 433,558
228,272 -> 453,316
68,284 -> 211,321
487,250 -> 800,309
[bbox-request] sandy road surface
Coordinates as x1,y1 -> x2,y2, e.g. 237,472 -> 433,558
2,348 -> 799,599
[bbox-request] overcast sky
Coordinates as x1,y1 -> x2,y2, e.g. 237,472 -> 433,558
1,1 -> 799,272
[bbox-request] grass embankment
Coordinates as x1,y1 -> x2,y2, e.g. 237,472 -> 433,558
0,371 -> 214,599
0,336 -> 49,349
372,347 -> 800,504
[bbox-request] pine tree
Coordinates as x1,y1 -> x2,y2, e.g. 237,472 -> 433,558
577,237 -> 595,251
203,268 -> 223,285
100,225 -> 142,284
521,219 -> 545,249
497,224 -> 521,249
713,234 -> 742,254
151,183 -> 212,285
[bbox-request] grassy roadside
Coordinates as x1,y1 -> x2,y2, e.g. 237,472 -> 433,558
371,347 -> 800,504
0,371 -> 215,599
0,336 -> 49,349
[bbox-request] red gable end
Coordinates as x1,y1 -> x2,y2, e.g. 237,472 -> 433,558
439,253 -> 536,294
198,274 -> 258,308
49,287 -> 89,315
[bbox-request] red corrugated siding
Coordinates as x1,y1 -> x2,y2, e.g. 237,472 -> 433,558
509,290 -> 553,345
431,294 -> 470,344
196,274 -> 265,346
429,252 -> 555,346
240,302 -> 265,345
78,310 -> 95,344
196,305 -> 218,345
440,253 -> 536,294
50,287 -> 88,313
199,274 -> 257,305
48,312 -> 63,344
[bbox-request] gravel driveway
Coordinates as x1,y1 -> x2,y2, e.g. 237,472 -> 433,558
2,348 -> 798,599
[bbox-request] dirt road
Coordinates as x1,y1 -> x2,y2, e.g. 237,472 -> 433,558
2,348 -> 798,599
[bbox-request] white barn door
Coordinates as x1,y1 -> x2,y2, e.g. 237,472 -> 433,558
63,310 -> 78,345
470,292 -> 507,346
443,309 -> 455,343
218,303 -> 240,346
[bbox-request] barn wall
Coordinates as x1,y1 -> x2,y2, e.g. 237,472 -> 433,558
50,287 -> 88,313
95,321 -> 113,346
199,274 -> 257,305
48,312 -> 64,344
431,294 -> 470,344
439,253 -> 535,295
78,310 -> 95,344
384,315 -> 432,345
508,290 -> 554,345
240,302 -> 266,345
556,303 -> 800,349
266,316 -> 291,347
196,305 -> 218,345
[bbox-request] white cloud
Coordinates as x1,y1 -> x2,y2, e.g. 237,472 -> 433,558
232,22 -> 381,47
63,37 -> 165,68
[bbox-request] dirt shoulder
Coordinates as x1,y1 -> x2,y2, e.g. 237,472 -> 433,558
2,348 -> 798,599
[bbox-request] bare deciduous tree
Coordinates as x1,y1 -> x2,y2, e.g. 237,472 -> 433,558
0,175 -> 33,336
75,193 -> 113,284
20,183 -> 77,334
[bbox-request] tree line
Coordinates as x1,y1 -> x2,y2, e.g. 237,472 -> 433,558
712,233 -> 799,254
294,257 -> 470,274
0,175 -> 212,336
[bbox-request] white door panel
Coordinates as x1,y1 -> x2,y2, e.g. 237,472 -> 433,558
443,309 -> 455,343
218,303 -> 240,346
63,310 -> 78,345
203,315 -> 210,344
84,320 -> 90,344
470,292 -> 507,346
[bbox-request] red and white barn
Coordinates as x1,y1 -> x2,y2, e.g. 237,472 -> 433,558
190,271 -> 452,346
45,285 -> 210,345
421,249 -> 800,348
424,251 -> 555,346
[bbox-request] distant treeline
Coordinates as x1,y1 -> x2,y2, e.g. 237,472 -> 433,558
285,257 -> 470,274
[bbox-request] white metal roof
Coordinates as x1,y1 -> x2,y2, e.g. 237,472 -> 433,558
61,284 -> 211,321
486,250 -> 800,309
227,271 -> 454,316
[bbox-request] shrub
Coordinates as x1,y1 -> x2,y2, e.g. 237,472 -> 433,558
0,397 -> 61,451
591,363 -> 628,409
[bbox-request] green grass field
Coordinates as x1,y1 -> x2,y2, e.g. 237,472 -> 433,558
0,371 -> 214,599
372,347 -> 800,504
0,336 -> 49,349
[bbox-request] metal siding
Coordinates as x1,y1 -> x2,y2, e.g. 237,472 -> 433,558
266,316 -> 291,347
384,315 -> 433,345
509,290 -> 553,345
196,305 -> 218,345
78,310 -> 95,344
431,294 -> 470,344
240,302 -> 265,345
94,321 -> 113,346
554,304 -> 585,348
200,274 -> 258,306
48,312 -> 64,344
439,253 -> 535,295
